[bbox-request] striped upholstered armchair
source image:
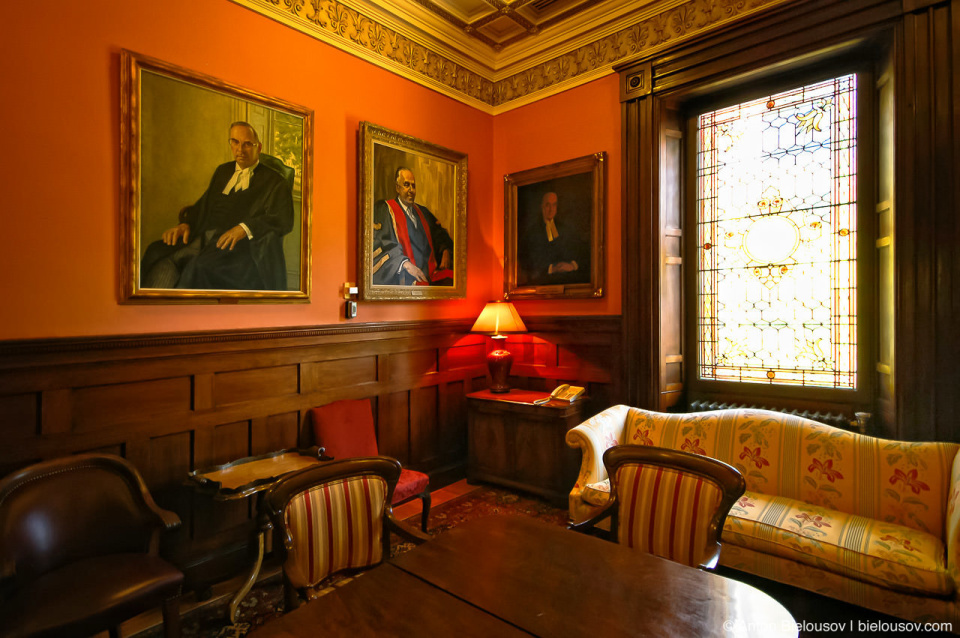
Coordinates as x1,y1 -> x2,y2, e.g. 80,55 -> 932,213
571,445 -> 745,569
261,456 -> 431,609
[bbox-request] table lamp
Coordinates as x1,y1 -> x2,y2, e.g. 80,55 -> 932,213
470,300 -> 527,393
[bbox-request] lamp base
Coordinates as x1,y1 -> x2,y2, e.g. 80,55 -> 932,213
487,348 -> 514,393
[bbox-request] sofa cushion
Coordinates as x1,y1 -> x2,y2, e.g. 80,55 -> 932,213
582,479 -> 610,507
723,491 -> 954,597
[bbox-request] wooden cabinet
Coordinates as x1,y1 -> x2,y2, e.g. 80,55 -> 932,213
467,389 -> 584,508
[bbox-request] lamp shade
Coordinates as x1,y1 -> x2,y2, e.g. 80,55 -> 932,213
470,301 -> 527,336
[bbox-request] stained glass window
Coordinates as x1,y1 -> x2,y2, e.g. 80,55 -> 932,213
697,74 -> 857,388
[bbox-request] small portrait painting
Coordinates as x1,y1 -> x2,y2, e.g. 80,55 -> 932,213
516,173 -> 594,287
359,122 -> 467,301
505,153 -> 605,299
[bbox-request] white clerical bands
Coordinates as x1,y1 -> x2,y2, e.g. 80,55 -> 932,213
222,168 -> 252,194
221,164 -> 255,239
546,219 -> 559,241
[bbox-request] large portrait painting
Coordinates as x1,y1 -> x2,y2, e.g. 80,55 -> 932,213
120,50 -> 312,302
358,122 -> 467,301
504,153 -> 605,299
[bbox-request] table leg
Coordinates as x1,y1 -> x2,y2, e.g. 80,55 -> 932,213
228,530 -> 264,625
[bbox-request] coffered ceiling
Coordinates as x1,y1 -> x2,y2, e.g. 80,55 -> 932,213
231,0 -> 791,113
359,0 -> 658,72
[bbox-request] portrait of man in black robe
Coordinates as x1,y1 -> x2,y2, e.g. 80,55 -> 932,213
140,121 -> 294,291
516,172 -> 592,288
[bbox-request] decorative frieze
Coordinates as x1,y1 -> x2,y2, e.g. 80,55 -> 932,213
232,0 -> 790,111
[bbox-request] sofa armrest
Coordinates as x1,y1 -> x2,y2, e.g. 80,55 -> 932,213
945,451 -> 960,589
565,404 -> 630,524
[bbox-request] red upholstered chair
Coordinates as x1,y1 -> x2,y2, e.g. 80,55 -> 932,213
260,457 -> 430,609
571,445 -> 745,569
309,399 -> 432,531
0,453 -> 184,638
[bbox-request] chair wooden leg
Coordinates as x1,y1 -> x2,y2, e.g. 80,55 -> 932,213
284,580 -> 302,612
418,490 -> 431,532
161,595 -> 181,638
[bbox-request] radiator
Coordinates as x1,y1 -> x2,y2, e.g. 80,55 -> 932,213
686,400 -> 869,435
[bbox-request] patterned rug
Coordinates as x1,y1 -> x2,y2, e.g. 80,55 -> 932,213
135,486 -> 568,638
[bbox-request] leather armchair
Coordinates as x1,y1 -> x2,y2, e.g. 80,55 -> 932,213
0,453 -> 184,638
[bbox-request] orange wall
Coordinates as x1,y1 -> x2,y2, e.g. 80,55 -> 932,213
0,0 -> 619,341
492,76 -> 622,318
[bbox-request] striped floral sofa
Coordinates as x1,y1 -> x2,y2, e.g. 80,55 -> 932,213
566,406 -> 960,627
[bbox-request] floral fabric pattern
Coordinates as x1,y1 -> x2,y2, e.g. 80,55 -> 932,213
566,405 -> 960,627
722,490 -> 952,597
582,479 -> 611,507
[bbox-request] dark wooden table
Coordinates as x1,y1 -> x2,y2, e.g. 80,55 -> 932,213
250,515 -> 797,638
246,562 -> 530,638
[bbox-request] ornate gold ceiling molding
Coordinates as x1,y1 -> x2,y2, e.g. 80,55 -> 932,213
230,0 -> 496,110
230,0 -> 792,114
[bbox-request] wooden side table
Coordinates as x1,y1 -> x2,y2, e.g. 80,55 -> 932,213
186,447 -> 325,625
466,389 -> 584,508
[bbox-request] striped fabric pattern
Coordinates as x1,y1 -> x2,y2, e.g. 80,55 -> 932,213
283,475 -> 388,589
616,463 -> 724,567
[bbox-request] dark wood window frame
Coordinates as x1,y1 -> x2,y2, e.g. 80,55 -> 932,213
616,0 -> 960,442
680,59 -> 879,418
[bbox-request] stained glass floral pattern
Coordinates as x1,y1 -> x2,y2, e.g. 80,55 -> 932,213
697,75 -> 858,388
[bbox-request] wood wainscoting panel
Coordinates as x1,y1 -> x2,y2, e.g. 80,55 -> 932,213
131,430 -> 194,548
411,384 -> 440,469
443,340 -> 486,370
1,393 -> 37,441
440,379 -> 470,468
377,390 -> 410,465
130,430 -> 193,496
252,412 -> 300,456
509,316 -> 622,419
389,348 -> 440,385
0,317 -> 621,588
72,377 -> 192,433
302,356 -> 378,394
209,421 -> 251,468
214,365 -> 299,408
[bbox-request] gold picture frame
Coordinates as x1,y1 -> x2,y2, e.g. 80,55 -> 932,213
358,122 -> 467,301
504,152 -> 605,299
120,50 -> 313,303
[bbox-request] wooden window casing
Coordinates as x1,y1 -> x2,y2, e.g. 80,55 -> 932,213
614,0 -> 960,442
681,61 -> 878,417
